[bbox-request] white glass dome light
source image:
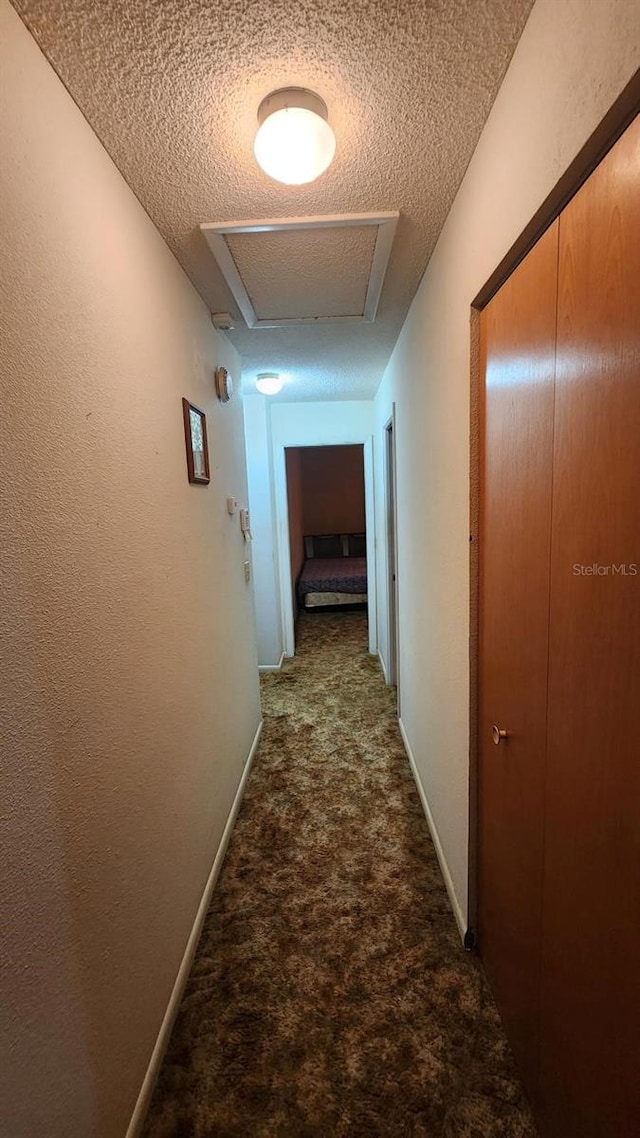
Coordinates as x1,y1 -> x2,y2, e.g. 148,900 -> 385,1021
254,88 -> 336,186
256,372 -> 284,395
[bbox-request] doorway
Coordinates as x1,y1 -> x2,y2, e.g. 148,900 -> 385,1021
285,443 -> 367,651
279,440 -> 376,656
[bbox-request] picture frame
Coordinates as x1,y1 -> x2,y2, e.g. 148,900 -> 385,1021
182,398 -> 210,485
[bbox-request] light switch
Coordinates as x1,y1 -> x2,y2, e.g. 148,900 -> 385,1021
244,560 -> 251,583
226,496 -> 238,515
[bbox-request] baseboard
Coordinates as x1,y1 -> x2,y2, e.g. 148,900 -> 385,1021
258,652 -> 285,673
398,717 -> 467,944
126,719 -> 263,1138
377,650 -> 389,684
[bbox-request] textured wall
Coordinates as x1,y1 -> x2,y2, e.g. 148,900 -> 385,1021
0,3 -> 261,1135
299,446 -> 366,536
374,0 -> 640,930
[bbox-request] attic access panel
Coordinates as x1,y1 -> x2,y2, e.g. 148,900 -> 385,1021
200,212 -> 399,329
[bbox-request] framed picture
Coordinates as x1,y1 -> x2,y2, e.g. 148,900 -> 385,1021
182,398 -> 210,484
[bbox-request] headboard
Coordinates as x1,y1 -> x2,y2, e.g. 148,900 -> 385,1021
304,533 -> 366,558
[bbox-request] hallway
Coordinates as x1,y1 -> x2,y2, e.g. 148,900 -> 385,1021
3,2 -> 640,1133
144,614 -> 536,1137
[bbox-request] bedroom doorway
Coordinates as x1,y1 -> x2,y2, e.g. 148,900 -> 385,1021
283,443 -> 372,653
385,413 -> 399,703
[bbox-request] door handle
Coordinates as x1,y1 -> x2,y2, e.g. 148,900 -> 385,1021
492,725 -> 509,745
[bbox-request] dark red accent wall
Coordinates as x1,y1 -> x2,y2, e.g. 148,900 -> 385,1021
299,445 -> 365,535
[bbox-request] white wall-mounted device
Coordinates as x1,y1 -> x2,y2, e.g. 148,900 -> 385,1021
240,508 -> 252,542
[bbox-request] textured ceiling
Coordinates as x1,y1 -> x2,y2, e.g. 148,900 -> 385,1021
14,0 -> 534,401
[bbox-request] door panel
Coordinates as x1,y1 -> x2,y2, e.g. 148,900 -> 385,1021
478,219 -> 559,1096
539,114 -> 640,1138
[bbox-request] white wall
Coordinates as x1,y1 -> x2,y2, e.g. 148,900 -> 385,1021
270,401 -> 375,450
244,394 -> 283,668
374,0 -> 640,935
0,4 -> 261,1135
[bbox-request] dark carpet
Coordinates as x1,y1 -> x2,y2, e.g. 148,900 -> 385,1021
143,611 -> 537,1137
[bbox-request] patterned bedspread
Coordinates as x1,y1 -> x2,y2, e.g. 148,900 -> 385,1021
297,557 -> 367,601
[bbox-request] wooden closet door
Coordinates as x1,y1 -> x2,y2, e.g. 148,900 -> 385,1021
539,114 -> 640,1137
478,219 -> 559,1097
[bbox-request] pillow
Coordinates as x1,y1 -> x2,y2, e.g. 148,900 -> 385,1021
307,534 -> 343,558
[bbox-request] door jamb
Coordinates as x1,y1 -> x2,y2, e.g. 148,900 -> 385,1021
383,409 -> 400,708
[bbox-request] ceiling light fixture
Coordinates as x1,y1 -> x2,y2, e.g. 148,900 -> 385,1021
254,88 -> 336,186
256,372 -> 284,395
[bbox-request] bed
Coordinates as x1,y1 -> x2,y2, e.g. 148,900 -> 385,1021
297,533 -> 368,610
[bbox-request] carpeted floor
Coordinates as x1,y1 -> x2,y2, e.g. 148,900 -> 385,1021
143,611 -> 537,1137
